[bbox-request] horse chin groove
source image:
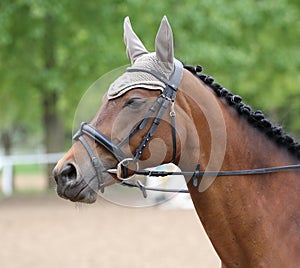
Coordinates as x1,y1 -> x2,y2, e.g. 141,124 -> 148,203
61,186 -> 98,204
71,189 -> 98,204
57,176 -> 99,204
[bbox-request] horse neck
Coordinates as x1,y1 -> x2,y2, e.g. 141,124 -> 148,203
178,71 -> 300,266
178,70 -> 297,172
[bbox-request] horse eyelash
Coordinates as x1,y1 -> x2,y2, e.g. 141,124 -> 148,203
124,98 -> 145,108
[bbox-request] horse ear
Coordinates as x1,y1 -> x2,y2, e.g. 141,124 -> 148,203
123,16 -> 148,64
155,16 -> 174,72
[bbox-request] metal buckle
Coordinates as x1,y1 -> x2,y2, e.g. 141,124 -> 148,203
107,158 -> 139,181
170,102 -> 176,117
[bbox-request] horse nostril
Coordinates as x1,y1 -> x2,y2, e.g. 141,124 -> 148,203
61,163 -> 77,181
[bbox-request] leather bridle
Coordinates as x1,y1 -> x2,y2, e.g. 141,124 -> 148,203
73,62 -> 300,198
73,60 -> 183,194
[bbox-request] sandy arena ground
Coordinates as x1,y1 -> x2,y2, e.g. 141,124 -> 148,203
0,192 -> 221,268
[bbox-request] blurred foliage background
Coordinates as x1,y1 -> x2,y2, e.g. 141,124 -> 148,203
0,0 -> 299,179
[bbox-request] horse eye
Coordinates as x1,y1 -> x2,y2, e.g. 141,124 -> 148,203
124,98 -> 145,109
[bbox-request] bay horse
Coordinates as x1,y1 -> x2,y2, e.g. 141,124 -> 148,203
53,17 -> 300,267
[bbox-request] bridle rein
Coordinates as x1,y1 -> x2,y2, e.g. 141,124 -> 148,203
73,62 -> 300,198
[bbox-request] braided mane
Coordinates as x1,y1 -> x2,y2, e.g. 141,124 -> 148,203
184,65 -> 300,159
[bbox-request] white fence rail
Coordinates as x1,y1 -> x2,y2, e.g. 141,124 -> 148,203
0,153 -> 65,196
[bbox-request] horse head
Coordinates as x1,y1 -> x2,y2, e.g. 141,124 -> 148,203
52,17 -> 200,203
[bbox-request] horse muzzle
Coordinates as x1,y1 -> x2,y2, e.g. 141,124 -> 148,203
53,162 -> 100,203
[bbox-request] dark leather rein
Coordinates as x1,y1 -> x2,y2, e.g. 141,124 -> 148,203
73,63 -> 300,198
